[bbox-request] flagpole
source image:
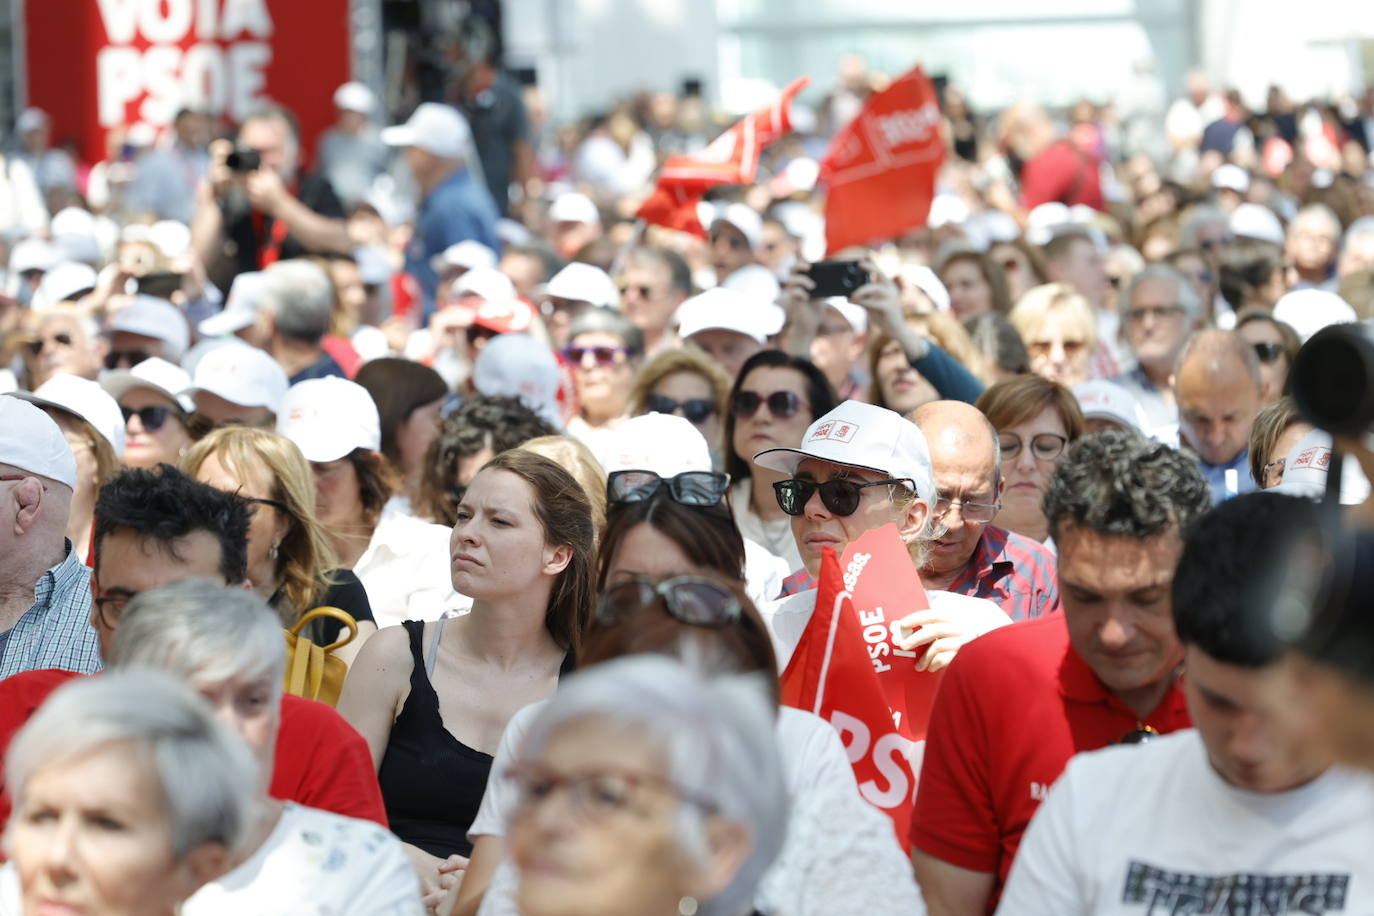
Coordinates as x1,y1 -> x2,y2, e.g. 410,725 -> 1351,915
608,217 -> 648,282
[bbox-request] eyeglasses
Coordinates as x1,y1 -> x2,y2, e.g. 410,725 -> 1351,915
620,284 -> 656,300
245,495 -> 290,515
26,333 -> 73,355
730,390 -> 804,420
607,469 -> 730,507
93,590 -> 136,629
121,404 -> 178,432
998,432 -> 1068,462
1261,456 -> 1286,487
562,345 -> 628,368
645,394 -> 717,426
1252,342 -> 1285,364
1125,305 -> 1186,324
597,575 -> 742,629
1116,724 -> 1159,745
509,761 -> 715,823
104,349 -> 152,370
710,231 -> 750,250
773,476 -> 913,517
932,494 -> 1001,523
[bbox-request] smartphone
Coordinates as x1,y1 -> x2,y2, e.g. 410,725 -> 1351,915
136,272 -> 184,299
805,261 -> 869,298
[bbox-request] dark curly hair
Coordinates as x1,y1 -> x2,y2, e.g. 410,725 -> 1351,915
416,396 -> 558,525
94,464 -> 250,585
1043,429 -> 1210,543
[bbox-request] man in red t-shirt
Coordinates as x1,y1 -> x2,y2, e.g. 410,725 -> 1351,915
911,429 -> 1211,914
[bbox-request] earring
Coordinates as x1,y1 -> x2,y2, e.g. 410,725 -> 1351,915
677,898 -> 699,916
269,542 -> 280,560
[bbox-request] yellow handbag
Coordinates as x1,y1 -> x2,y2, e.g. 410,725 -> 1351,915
282,606 -> 359,707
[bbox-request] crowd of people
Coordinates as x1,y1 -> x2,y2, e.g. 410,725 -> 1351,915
0,46 -> 1373,916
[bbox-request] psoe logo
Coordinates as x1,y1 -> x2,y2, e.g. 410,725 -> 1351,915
810,420 -> 859,443
1029,781 -> 1050,801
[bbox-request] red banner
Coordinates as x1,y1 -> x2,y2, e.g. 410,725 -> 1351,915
820,66 -> 945,254
780,524 -> 942,846
23,0 -> 352,167
636,77 -> 809,237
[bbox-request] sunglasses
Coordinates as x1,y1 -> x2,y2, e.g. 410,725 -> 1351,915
998,432 -> 1068,462
730,390 -> 803,420
607,469 -> 730,507
773,476 -> 913,517
26,333 -> 73,355
562,345 -> 628,368
597,575 -> 742,629
645,394 -> 717,425
121,404 -> 178,432
1252,342 -> 1285,364
105,349 -> 152,370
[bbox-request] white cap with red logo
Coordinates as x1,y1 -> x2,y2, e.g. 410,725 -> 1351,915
187,342 -> 289,413
276,377 -> 382,463
752,400 -> 935,505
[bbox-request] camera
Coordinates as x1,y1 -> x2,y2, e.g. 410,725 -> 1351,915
805,261 -> 869,299
1290,323 -> 1374,435
225,147 -> 262,172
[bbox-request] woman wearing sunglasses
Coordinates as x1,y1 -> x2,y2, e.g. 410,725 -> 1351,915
627,348 -> 732,467
562,307 -> 645,455
725,350 -> 837,576
1236,312 -> 1301,405
101,357 -> 196,469
975,375 -> 1085,544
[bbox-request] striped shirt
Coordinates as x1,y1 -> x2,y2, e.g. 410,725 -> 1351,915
778,526 -> 1059,622
0,541 -> 102,679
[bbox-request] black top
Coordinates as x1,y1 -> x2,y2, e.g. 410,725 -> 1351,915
209,172 -> 345,295
287,350 -> 345,385
302,569 -> 375,646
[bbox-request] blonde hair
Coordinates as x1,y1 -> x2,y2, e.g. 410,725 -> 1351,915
627,348 -> 732,418
520,435 -> 608,538
1008,282 -> 1098,353
181,427 -> 337,624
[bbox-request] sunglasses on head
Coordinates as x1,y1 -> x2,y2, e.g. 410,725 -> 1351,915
645,394 -> 717,425
730,390 -> 803,420
597,575 -> 742,629
562,345 -> 628,368
773,476 -> 913,517
1252,341 -> 1285,364
105,349 -> 152,371
120,404 -> 178,432
607,469 -> 730,507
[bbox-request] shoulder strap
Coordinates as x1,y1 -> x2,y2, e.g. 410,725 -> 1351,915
425,618 -> 446,679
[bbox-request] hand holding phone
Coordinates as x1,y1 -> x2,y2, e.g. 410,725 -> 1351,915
804,260 -> 869,298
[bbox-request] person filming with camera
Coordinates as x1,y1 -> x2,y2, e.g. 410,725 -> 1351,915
191,106 -> 355,296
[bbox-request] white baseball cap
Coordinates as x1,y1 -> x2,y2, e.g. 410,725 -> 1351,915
824,296 -> 867,335
719,263 -> 781,308
12,374 -> 126,457
30,261 -> 97,311
471,333 -> 563,429
1212,163 -> 1250,194
544,262 -> 619,309
187,342 -> 289,413
16,107 -> 48,135
198,271 -> 267,337
147,220 -> 191,261
100,357 -> 194,413
9,237 -> 57,275
109,296 -> 190,361
0,396 -> 78,490
334,81 -> 375,114
1229,203 -> 1285,247
1072,380 -> 1148,432
549,192 -> 600,226
381,103 -> 471,158
898,264 -> 951,313
1272,289 -> 1357,342
675,288 -> 779,345
753,400 -> 936,505
596,413 -> 712,478
276,377 -> 382,463
706,201 -> 763,250
431,240 -> 498,276
453,266 -> 517,303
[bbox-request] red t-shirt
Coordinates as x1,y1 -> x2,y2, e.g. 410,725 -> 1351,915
1020,140 -> 1106,212
0,669 -> 386,829
910,614 -> 1190,911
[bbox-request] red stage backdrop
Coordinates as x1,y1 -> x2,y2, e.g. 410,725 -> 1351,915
23,0 -> 351,166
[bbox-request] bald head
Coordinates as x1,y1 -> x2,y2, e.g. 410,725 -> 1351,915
1175,330 -> 1265,467
914,401 -> 1000,473
913,401 -> 1002,582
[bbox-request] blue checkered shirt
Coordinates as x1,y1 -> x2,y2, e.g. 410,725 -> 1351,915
0,541 -> 102,679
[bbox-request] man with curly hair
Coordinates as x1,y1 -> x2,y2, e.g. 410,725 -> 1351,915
911,429 -> 1211,916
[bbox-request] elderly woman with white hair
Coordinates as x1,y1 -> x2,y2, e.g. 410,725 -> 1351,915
501,654 -> 788,916
2,669 -> 259,916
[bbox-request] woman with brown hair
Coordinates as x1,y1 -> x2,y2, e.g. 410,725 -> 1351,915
937,249 -> 1013,321
626,347 -> 732,466
976,374 -> 1085,544
355,357 -> 450,515
338,448 -> 596,901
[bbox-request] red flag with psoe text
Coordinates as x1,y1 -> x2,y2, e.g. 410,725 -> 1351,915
779,524 -> 943,847
636,77 -> 810,237
820,66 -> 945,254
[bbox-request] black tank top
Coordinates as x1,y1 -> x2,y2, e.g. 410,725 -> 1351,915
377,620 -> 573,858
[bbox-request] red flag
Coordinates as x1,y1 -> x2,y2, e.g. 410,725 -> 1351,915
779,524 -> 942,847
820,66 -> 945,254
636,77 -> 809,237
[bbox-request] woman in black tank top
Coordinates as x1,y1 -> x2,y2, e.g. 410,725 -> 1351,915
338,449 -> 595,898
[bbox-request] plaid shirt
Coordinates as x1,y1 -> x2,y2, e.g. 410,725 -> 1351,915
777,526 -> 1060,621
0,541 -> 102,679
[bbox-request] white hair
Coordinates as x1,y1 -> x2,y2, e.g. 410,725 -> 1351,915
262,259 -> 335,344
1290,203 -> 1341,242
109,578 -> 285,693
516,655 -> 787,916
1123,263 -> 1203,320
6,669 -> 259,858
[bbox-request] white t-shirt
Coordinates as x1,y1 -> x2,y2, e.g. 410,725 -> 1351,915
185,803 -> 422,915
998,730 -> 1374,915
471,703 -> 922,916
356,502 -> 466,629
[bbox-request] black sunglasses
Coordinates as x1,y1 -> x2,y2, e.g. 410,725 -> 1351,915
773,476 -> 913,517
730,390 -> 803,420
26,333 -> 73,355
597,575 -> 742,629
1252,342 -> 1285,364
607,469 -> 730,507
645,394 -> 717,426
120,404 -> 178,432
105,349 -> 152,370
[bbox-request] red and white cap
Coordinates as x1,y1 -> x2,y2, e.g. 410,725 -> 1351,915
276,377 -> 382,463
471,298 -> 537,335
1072,380 -> 1148,432
187,342 -> 289,413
